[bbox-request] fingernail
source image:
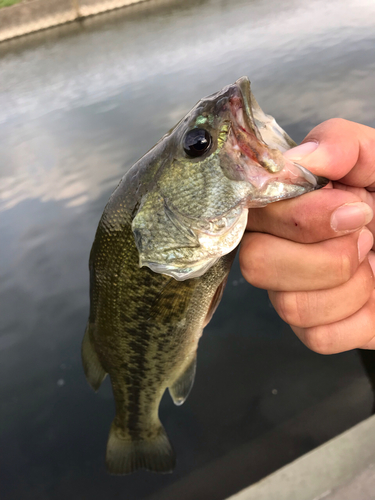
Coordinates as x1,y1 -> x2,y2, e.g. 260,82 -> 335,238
283,141 -> 319,160
331,202 -> 373,232
358,228 -> 374,263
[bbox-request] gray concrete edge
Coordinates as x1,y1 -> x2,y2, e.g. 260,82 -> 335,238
0,0 -> 150,42
226,413 -> 375,500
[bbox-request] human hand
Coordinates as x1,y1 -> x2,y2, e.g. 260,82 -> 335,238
239,118 -> 375,353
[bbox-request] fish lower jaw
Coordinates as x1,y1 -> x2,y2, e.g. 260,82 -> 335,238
245,183 -> 308,207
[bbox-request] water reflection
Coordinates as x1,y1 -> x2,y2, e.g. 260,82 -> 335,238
1,0 -> 375,498
1,0 -> 375,212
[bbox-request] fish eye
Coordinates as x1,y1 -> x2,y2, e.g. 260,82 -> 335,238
183,128 -> 212,158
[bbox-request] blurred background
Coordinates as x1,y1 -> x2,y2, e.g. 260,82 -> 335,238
1,0 -> 375,498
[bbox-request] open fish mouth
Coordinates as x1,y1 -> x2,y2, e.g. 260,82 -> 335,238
223,77 -> 328,207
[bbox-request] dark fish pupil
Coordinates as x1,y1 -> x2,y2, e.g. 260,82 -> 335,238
183,128 -> 212,157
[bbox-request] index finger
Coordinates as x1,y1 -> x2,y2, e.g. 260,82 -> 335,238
284,118 -> 375,187
246,188 -> 373,243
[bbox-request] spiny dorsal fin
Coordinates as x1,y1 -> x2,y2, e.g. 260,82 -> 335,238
169,355 -> 197,406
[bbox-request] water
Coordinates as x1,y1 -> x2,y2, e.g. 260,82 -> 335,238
1,0 -> 375,498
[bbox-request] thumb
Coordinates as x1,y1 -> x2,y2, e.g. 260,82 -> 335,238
283,118 -> 375,188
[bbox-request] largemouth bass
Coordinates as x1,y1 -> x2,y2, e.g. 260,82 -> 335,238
82,77 -> 327,475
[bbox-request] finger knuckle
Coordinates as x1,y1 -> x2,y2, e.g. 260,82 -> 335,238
239,236 -> 267,287
324,117 -> 349,129
303,327 -> 335,355
336,249 -> 355,284
360,261 -> 375,294
274,292 -> 310,327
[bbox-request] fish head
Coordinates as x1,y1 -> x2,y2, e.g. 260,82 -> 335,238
132,77 -> 327,280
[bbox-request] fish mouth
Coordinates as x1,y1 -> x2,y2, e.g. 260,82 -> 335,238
223,77 -> 328,206
234,76 -> 261,139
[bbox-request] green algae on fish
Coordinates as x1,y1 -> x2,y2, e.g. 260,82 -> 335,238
82,77 -> 327,475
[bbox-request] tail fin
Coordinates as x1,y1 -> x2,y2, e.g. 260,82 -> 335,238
81,323 -> 107,391
106,422 -> 176,474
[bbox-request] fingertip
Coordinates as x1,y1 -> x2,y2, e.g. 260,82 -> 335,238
283,141 -> 318,160
284,118 -> 361,180
358,228 -> 374,263
367,251 -> 375,279
330,202 -> 373,233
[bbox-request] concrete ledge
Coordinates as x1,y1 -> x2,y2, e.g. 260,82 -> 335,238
0,0 -> 149,42
227,414 -> 375,500
78,0 -> 144,17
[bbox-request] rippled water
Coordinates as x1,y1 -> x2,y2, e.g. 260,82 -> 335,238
1,0 -> 375,498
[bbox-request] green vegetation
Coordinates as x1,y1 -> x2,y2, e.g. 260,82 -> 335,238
0,0 -> 24,8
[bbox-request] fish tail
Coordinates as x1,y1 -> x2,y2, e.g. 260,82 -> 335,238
81,323 -> 107,391
106,421 -> 176,474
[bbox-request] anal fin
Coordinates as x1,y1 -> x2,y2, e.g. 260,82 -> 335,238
81,323 -> 107,391
169,355 -> 197,406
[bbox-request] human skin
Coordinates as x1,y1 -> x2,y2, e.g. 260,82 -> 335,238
239,118 -> 375,354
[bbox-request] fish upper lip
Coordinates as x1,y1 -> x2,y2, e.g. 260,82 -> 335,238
234,76 -> 254,131
212,77 -> 253,140
227,77 -> 271,167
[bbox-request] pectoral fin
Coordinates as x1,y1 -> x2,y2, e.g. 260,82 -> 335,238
81,323 -> 107,391
203,276 -> 229,327
169,355 -> 197,406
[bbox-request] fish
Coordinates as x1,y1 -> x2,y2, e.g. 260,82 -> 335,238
82,76 -> 327,475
